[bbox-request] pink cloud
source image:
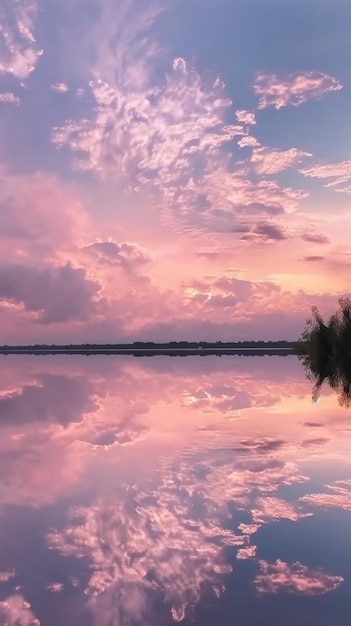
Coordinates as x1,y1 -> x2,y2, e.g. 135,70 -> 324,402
254,71 -> 342,109
256,559 -> 343,594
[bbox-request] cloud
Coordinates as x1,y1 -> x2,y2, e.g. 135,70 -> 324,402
0,0 -> 43,80
235,110 -> 256,125
0,594 -> 40,625
0,92 -> 20,105
250,147 -> 311,175
254,71 -> 342,109
300,159 -> 351,193
51,82 -> 69,93
301,437 -> 330,448
0,171 -> 92,258
0,262 -> 100,323
252,221 -> 288,241
51,1 -> 310,238
300,231 -> 330,244
302,256 -> 325,262
83,241 -> 151,270
238,135 -> 260,148
255,560 -> 343,595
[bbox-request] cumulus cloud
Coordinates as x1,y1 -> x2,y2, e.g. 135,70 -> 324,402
0,0 -> 43,80
0,262 -> 100,323
255,559 -> 343,595
300,159 -> 351,193
254,71 -> 342,109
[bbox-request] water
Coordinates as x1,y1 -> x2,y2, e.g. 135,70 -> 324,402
0,355 -> 350,626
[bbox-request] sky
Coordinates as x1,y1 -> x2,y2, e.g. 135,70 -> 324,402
1,355 -> 351,625
1,0 -> 351,343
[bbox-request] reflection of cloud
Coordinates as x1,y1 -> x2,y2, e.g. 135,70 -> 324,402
0,569 -> 15,582
300,480 -> 351,512
254,72 -> 342,109
255,559 -> 343,595
48,435 -> 309,624
0,594 -> 40,625
0,0 -> 43,80
251,497 -> 311,524
48,492 -> 235,625
236,545 -> 257,560
0,374 -> 98,427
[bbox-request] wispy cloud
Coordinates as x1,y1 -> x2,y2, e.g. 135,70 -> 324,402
300,159 -> 351,193
254,71 -> 342,109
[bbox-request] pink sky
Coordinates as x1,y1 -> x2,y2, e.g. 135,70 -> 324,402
0,0 -> 350,342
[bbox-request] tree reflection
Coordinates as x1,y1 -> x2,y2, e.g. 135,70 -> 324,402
295,298 -> 351,407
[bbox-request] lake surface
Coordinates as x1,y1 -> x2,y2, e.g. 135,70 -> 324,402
0,355 -> 350,626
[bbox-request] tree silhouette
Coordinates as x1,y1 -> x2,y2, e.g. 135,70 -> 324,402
295,298 -> 351,407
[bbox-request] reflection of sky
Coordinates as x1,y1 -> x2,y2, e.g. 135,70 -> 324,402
1,0 -> 351,343
0,356 -> 351,625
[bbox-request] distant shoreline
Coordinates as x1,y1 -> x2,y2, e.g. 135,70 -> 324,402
0,341 -> 296,356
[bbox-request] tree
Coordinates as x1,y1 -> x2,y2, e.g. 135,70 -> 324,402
295,298 -> 351,407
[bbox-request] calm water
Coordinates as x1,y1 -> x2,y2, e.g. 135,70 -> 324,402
0,355 -> 350,626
